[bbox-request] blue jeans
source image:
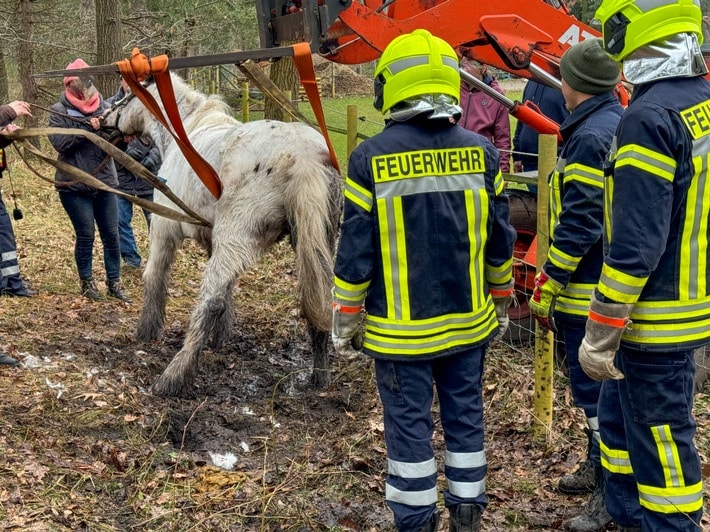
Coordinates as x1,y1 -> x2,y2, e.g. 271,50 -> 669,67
59,190 -> 121,282
117,193 -> 152,267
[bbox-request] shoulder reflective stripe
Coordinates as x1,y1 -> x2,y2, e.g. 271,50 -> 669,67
371,147 -> 486,182
600,439 -> 633,475
548,245 -> 581,272
343,176 -> 373,212
466,189 -> 487,309
599,264 -> 647,304
447,478 -> 486,499
385,483 -> 438,506
563,162 -> 605,189
374,172 -> 485,199
680,98 -> 710,139
388,457 -> 437,478
1,251 -> 18,261
386,55 -> 429,75
445,449 -> 486,469
637,481 -> 704,513
616,144 -> 676,182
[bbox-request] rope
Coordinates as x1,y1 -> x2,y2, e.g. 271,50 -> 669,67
3,126 -> 211,227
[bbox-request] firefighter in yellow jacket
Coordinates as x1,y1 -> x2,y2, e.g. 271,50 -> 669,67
332,30 -> 516,532
581,0 -> 709,530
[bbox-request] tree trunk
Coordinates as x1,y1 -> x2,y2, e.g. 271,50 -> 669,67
0,48 -> 8,104
95,0 -> 123,98
264,55 -> 300,121
16,0 -> 39,148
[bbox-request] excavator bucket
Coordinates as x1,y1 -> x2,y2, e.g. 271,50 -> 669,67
256,0 -> 352,49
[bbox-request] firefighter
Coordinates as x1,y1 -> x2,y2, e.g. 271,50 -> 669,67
332,29 -> 516,531
581,0 -> 709,530
527,38 -> 623,532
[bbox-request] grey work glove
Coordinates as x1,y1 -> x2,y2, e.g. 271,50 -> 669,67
490,280 -> 515,345
332,302 -> 365,355
578,292 -> 633,381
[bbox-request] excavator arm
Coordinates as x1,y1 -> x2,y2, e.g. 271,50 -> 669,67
260,0 -> 599,85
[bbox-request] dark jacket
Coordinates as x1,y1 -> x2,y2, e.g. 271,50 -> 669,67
544,92 -> 623,323
333,117 -> 516,360
0,104 -> 18,149
598,76 -> 710,351
48,93 -> 118,193
106,88 -> 161,196
512,81 -> 568,172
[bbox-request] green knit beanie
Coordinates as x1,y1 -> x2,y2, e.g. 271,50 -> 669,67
560,38 -> 620,95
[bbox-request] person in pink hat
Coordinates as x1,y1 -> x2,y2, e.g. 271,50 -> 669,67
47,58 -> 131,303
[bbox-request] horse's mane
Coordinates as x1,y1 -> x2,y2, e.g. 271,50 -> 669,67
167,74 -> 238,134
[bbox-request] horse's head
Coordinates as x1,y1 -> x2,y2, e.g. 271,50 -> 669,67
101,80 -> 151,136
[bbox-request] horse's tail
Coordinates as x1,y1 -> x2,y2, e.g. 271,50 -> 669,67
284,157 -> 342,332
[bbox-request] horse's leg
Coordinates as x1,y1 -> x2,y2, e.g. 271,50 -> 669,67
207,279 -> 234,349
152,229 -> 264,397
309,323 -> 331,387
136,218 -> 181,342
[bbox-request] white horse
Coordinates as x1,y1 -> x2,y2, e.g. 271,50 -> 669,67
103,74 -> 342,397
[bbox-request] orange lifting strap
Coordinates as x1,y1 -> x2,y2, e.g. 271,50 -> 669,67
292,42 -> 340,174
116,49 -> 223,199
115,46 -> 341,201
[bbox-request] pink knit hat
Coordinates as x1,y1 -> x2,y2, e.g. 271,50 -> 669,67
63,58 -> 91,87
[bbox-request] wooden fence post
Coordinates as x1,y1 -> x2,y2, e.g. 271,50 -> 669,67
241,82 -> 250,123
346,104 -> 358,161
533,133 -> 558,440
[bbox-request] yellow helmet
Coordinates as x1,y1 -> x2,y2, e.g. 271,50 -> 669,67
595,0 -> 703,61
373,29 -> 460,114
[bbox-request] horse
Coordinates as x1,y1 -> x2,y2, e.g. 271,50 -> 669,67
103,74 -> 342,397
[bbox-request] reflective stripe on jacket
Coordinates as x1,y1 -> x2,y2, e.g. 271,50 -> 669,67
600,76 -> 710,351
333,118 -> 516,359
546,93 -> 623,320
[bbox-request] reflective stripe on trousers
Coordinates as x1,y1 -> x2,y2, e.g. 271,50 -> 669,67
599,348 -> 703,530
0,192 -> 22,291
375,344 -> 488,531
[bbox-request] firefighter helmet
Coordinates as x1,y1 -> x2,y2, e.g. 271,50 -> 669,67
595,0 -> 703,61
373,29 -> 460,114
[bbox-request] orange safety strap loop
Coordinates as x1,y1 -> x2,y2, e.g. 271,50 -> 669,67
490,287 -> 514,298
332,302 -> 363,313
116,48 -> 223,199
588,309 -> 628,329
292,42 -> 341,174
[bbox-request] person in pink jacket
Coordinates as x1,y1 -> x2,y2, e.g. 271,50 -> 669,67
458,56 -> 511,172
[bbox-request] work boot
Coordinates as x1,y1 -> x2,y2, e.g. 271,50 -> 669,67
562,466 -> 612,531
107,280 -> 132,304
80,278 -> 104,301
449,503 -> 482,531
414,510 -> 440,532
559,428 -> 597,495
0,351 -> 19,367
